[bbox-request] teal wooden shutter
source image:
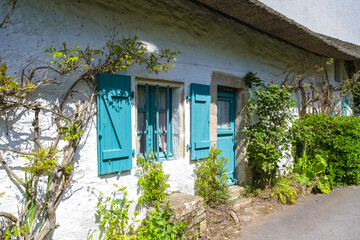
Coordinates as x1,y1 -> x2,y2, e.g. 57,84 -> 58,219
97,73 -> 132,174
190,83 -> 211,160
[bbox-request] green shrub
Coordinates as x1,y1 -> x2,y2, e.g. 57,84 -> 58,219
91,186 -> 186,240
137,202 -> 187,240
194,148 -> 229,204
244,73 -> 295,188
136,153 -> 170,206
94,186 -> 138,240
293,114 -> 360,186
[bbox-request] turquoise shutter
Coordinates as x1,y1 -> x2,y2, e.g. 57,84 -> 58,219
190,83 -> 211,160
97,73 -> 132,174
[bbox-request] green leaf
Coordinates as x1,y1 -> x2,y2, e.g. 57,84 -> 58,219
305,169 -> 316,179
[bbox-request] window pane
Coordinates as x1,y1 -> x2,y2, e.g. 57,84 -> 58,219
217,100 -> 230,128
137,87 -> 146,109
138,134 -> 146,154
158,89 -> 167,110
154,133 -> 167,153
159,112 -> 167,131
138,112 -> 146,132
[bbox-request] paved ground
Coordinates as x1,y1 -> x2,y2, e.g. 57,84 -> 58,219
236,186 -> 360,240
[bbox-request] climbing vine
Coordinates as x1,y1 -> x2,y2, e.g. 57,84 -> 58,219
281,58 -> 359,117
244,72 -> 295,188
0,35 -> 180,240
0,0 -> 17,29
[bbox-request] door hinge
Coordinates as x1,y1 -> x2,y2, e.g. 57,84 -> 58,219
186,144 -> 191,151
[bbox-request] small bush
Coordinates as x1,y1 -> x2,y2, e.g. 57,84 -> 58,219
94,186 -> 138,239
137,202 -> 187,240
194,148 -> 229,204
136,153 -> 170,206
272,178 -> 297,204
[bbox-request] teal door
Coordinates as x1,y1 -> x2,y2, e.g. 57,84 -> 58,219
217,89 -> 237,185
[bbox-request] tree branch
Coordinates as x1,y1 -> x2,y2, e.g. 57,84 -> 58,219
0,212 -> 18,222
0,152 -> 26,187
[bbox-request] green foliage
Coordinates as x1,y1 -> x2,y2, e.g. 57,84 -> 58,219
293,151 -> 332,193
317,175 -> 332,194
46,43 -> 100,74
136,153 -> 170,206
136,202 -> 187,240
242,185 -> 261,198
22,148 -> 59,175
95,186 -> 139,239
272,178 -> 297,204
244,72 -> 262,89
46,36 -> 181,75
92,185 -> 186,240
0,60 -> 35,98
58,119 -> 83,141
5,225 -> 28,240
293,115 -> 360,186
194,148 -> 229,204
104,36 -> 180,74
244,73 -> 295,188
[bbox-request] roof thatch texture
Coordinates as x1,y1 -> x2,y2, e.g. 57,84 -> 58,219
195,0 -> 360,60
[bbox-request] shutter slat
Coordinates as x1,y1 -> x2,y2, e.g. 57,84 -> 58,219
194,141 -> 211,150
102,149 -> 130,161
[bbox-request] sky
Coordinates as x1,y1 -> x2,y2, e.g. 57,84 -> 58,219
259,0 -> 360,45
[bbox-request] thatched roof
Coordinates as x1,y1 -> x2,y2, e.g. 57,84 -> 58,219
194,0 -> 360,60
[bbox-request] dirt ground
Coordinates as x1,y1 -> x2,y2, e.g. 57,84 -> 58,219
199,184 -> 315,240
198,196 -> 281,239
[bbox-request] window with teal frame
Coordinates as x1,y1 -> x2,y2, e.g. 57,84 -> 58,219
137,85 -> 173,160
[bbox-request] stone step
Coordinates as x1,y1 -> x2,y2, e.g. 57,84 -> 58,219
229,195 -> 242,202
232,198 -> 253,212
228,185 -> 244,200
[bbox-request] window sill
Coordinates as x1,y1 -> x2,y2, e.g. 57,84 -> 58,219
137,153 -> 176,162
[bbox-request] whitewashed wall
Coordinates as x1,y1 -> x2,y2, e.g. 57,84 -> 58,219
260,0 -> 360,45
0,0 -> 331,239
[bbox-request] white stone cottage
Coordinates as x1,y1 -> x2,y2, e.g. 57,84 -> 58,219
1,0 -> 360,239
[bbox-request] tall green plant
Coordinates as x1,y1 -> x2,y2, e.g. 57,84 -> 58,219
244,72 -> 295,188
194,148 -> 229,204
94,186 -> 138,240
136,153 -> 170,206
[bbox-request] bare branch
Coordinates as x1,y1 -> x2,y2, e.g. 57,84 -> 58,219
0,147 -> 31,156
0,212 -> 18,222
33,108 -> 42,148
0,0 -> 17,29
0,152 -> 26,187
